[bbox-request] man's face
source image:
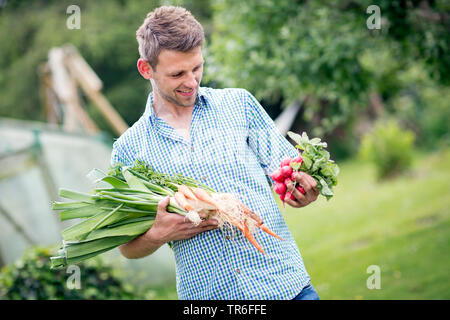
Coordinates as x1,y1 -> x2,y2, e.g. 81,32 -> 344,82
149,46 -> 204,108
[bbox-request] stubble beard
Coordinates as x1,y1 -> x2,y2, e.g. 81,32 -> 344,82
152,79 -> 198,108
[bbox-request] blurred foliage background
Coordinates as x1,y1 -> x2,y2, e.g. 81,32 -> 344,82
0,0 -> 448,159
0,0 -> 449,299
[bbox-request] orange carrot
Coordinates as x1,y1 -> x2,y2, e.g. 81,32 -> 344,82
238,202 -> 263,225
228,217 -> 264,253
177,185 -> 197,200
258,224 -> 284,241
228,218 -> 245,233
192,188 -> 221,209
243,220 -> 265,254
174,192 -> 194,211
238,201 -> 283,241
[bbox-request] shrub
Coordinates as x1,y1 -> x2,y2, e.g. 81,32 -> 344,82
359,119 -> 415,180
0,246 -> 142,300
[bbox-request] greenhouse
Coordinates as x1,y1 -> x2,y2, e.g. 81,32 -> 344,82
0,117 -> 176,288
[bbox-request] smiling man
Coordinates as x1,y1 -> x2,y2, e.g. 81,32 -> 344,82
136,46 -> 204,141
111,6 -> 320,300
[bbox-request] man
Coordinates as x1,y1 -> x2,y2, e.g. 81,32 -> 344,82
111,6 -> 320,300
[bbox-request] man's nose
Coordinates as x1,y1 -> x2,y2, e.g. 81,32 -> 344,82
184,72 -> 198,88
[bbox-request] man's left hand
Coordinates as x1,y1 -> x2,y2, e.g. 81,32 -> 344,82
284,171 -> 319,208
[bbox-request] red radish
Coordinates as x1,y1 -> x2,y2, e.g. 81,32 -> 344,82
280,193 -> 286,208
284,177 -> 294,187
290,171 -> 298,181
280,157 -> 292,167
281,165 -> 293,178
285,191 -> 295,201
290,155 -> 303,165
296,185 -> 306,195
271,168 -> 285,182
273,182 -> 287,195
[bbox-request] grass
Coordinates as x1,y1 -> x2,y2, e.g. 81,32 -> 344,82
281,147 -> 450,300
149,147 -> 450,299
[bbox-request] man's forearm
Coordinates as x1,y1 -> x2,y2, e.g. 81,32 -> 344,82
118,232 -> 164,259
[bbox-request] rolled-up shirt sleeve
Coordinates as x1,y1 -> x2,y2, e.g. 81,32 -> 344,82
245,90 -> 299,182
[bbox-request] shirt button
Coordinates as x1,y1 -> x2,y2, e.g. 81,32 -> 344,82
191,146 -> 194,152
202,176 -> 207,181
226,235 -> 231,240
236,269 -> 241,274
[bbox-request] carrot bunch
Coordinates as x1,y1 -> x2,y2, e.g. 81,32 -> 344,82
173,185 -> 283,254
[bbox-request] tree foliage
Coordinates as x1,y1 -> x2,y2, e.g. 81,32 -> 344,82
205,0 -> 449,142
0,0 -> 212,135
206,0 -> 370,133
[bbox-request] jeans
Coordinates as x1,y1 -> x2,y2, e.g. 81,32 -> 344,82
292,284 -> 320,300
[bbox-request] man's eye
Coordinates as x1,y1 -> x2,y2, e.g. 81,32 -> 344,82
172,73 -> 182,78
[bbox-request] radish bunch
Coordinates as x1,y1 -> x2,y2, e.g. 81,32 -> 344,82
270,155 -> 305,204
270,131 -> 340,204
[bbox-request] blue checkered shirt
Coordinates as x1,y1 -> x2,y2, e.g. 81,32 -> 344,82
111,87 -> 312,299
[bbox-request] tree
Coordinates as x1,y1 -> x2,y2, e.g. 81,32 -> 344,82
0,0 -> 214,137
205,0 -> 449,153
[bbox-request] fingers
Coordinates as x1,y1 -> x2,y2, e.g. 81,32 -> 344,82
184,219 -> 219,238
285,193 -> 307,208
290,172 -> 309,200
157,196 -> 171,214
306,174 -> 319,195
304,174 -> 319,201
288,172 -> 319,207
198,218 -> 219,228
292,171 -> 309,190
198,211 -> 212,220
181,218 -> 218,230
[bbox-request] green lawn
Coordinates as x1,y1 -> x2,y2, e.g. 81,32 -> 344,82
151,148 -> 450,299
282,147 -> 450,300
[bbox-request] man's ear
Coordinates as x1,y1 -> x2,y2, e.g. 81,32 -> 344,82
137,58 -> 153,80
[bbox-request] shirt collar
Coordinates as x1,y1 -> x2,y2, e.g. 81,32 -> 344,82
143,87 -> 208,125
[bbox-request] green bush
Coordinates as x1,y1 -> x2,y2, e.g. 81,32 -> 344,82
359,119 -> 415,180
0,246 -> 142,300
391,65 -> 450,150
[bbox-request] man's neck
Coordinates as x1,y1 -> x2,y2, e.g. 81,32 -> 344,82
152,91 -> 194,142
152,93 -> 194,120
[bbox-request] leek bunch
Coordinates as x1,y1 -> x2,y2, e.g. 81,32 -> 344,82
50,161 -> 214,269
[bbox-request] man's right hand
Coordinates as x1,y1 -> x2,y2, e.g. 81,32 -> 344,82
145,196 -> 219,246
